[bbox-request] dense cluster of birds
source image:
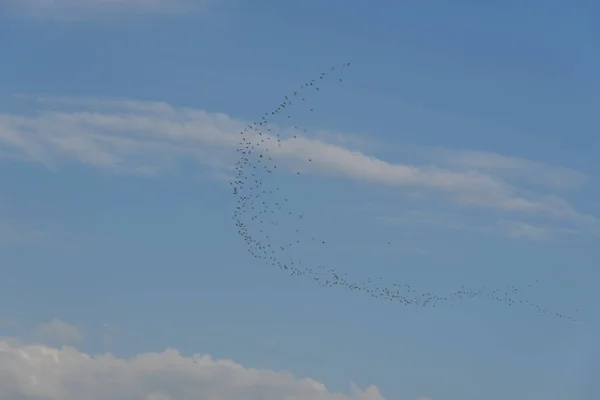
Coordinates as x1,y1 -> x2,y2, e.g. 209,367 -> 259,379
231,62 -> 581,323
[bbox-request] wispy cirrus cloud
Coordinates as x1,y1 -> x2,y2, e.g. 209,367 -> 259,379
427,147 -> 588,189
378,211 -> 579,241
0,223 -> 50,247
0,95 -> 595,232
3,0 -> 210,19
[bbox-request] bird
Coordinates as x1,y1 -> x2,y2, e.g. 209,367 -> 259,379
229,60 -> 580,323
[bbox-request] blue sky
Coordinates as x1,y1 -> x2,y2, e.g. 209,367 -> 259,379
0,1 -> 598,399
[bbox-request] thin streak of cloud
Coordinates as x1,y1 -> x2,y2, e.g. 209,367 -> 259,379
498,220 -> 575,241
3,0 -> 210,19
0,223 -> 51,247
378,211 -> 579,241
0,95 -> 595,226
427,147 -> 588,189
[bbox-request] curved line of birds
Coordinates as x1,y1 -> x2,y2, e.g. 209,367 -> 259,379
230,62 -> 581,323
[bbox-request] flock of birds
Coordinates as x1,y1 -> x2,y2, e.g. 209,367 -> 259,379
231,62 -> 581,323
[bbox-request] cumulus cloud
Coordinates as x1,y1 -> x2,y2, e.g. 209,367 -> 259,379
3,0 -> 208,19
0,95 -> 594,227
0,339 -> 386,400
36,319 -> 83,344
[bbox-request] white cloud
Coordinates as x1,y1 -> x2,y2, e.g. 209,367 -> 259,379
0,216 -> 76,248
378,211 -> 578,241
0,339 -> 387,400
0,95 -> 594,227
427,147 -> 587,189
3,0 -> 209,19
0,223 -> 49,247
36,319 -> 83,344
497,220 -> 578,241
